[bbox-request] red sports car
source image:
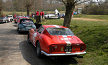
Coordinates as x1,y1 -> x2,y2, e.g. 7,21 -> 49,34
28,25 -> 86,57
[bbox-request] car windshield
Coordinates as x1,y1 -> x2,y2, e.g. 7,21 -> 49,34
47,28 -> 74,35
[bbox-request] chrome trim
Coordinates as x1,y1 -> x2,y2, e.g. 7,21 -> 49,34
41,51 -> 86,56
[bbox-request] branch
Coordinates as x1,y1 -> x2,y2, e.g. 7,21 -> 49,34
76,0 -> 91,5
62,0 -> 66,5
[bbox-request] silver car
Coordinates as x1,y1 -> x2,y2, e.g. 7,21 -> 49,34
44,14 -> 60,19
0,17 -> 8,23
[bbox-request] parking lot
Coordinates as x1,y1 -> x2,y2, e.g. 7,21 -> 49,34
0,22 -> 78,65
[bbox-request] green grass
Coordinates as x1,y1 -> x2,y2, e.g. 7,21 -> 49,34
2,11 -> 65,16
3,11 -> 32,16
41,19 -> 108,65
74,14 -> 108,20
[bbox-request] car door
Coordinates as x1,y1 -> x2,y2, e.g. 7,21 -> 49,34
30,26 -> 44,46
30,29 -> 35,43
35,27 -> 44,46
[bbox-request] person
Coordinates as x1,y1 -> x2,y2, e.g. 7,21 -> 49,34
55,9 -> 59,15
13,14 -> 16,18
36,11 -> 39,16
72,11 -> 74,18
57,12 -> 60,17
35,11 -> 41,23
40,11 -> 44,19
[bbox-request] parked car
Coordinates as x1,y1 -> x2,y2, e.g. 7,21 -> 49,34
3,17 -> 8,23
7,15 -> 13,22
27,25 -> 86,57
16,17 -> 29,24
60,13 -> 65,18
0,17 -> 8,23
44,14 -> 60,19
17,19 -> 36,33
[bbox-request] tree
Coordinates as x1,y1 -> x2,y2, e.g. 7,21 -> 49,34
61,0 -> 91,27
0,0 -> 2,16
24,0 -> 34,16
82,0 -> 108,15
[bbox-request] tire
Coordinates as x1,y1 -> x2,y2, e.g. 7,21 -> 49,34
6,21 -> 7,23
36,42 -> 42,58
27,33 -> 31,44
17,28 -> 21,33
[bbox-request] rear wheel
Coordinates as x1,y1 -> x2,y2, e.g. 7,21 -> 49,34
36,42 -> 42,58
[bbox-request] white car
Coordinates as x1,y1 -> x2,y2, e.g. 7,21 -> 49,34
3,17 -> 8,23
44,14 -> 60,19
0,17 -> 8,23
7,15 -> 13,22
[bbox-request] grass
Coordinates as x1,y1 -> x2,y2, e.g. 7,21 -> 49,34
2,11 -> 65,16
41,19 -> 108,65
74,14 -> 108,20
3,11 -> 33,16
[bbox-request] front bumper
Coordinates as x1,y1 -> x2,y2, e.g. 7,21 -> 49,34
41,51 -> 86,56
19,27 -> 33,32
19,28 -> 29,32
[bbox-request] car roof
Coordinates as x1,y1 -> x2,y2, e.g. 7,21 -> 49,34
20,19 -> 33,23
43,25 -> 67,29
8,15 -> 13,16
19,17 -> 28,18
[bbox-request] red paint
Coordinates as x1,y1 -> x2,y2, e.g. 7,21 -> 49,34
29,25 -> 86,55
17,17 -> 29,23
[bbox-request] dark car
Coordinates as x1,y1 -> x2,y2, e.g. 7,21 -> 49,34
17,19 -> 36,33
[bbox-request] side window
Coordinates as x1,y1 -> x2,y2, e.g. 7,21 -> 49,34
38,27 -> 44,33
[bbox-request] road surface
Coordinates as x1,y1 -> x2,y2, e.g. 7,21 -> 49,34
0,22 -> 78,65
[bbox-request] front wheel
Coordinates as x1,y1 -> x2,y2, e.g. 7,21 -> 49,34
17,28 -> 21,33
36,42 -> 42,58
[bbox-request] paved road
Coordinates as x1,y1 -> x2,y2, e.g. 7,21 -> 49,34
0,22 -> 78,65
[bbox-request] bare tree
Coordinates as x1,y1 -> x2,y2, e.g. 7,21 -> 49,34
61,0 -> 91,27
24,0 -> 34,16
0,0 -> 2,16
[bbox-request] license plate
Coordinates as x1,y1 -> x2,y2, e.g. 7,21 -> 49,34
64,46 -> 72,52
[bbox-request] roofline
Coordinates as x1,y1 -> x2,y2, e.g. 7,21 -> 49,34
43,25 -> 67,29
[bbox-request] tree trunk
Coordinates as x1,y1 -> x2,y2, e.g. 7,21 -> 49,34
63,3 -> 75,28
27,7 -> 29,16
0,0 -> 2,16
0,9 -> 1,16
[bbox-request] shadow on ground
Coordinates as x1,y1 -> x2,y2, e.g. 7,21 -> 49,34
13,24 -> 17,27
19,41 -> 78,65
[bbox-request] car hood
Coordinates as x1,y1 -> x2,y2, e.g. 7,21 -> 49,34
22,22 -> 34,26
50,35 -> 84,45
